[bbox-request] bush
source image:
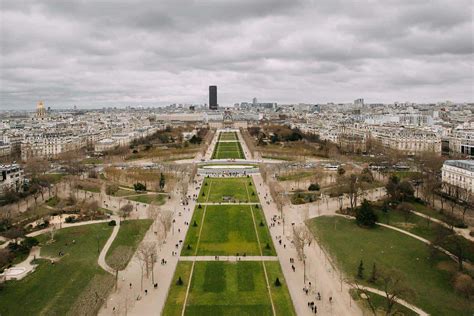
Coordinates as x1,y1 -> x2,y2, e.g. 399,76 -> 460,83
65,216 -> 75,224
22,237 -> 39,249
108,220 -> 117,226
308,183 -> 320,191
176,276 -> 184,286
133,182 -> 147,192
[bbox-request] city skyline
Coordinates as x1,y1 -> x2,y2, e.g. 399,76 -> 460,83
1,0 -> 473,109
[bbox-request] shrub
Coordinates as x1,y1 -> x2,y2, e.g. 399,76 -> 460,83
176,276 -> 184,286
22,237 -> 39,249
108,220 -> 116,226
133,182 -> 147,192
65,216 -> 75,224
275,278 -> 281,286
308,183 -> 320,191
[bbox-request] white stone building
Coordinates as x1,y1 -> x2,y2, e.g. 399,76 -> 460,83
442,160 -> 474,192
0,164 -> 24,193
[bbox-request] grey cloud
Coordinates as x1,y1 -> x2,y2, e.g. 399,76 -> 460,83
0,0 -> 472,108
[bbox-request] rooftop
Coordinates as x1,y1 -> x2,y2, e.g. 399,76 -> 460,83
444,160 -> 474,172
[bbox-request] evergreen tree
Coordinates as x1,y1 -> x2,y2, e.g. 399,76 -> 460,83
159,173 -> 166,191
369,263 -> 378,283
357,260 -> 365,279
356,200 -> 378,227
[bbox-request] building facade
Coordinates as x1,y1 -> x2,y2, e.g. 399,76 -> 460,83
209,85 -> 217,110
442,160 -> 474,192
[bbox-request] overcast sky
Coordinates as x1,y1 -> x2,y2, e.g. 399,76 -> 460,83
0,0 -> 473,109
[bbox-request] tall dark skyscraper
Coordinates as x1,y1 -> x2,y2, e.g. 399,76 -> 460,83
209,85 -> 217,110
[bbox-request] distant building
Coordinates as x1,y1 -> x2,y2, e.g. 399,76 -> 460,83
0,164 -> 24,194
442,160 -> 474,192
354,98 -> 364,107
94,138 -> 117,153
36,101 -> 46,119
252,97 -> 258,106
209,86 -> 218,110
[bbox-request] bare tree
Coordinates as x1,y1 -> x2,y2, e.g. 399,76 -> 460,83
158,209 -> 174,240
49,224 -> 57,242
119,203 -> 134,221
349,281 -> 377,315
107,246 -> 134,290
292,225 -> 313,261
136,242 -> 158,285
378,269 -> 414,315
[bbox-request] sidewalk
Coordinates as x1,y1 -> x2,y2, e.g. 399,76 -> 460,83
253,173 -> 363,316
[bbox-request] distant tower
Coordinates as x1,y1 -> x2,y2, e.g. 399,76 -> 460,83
252,97 -> 258,106
209,85 -> 217,110
36,101 -> 46,118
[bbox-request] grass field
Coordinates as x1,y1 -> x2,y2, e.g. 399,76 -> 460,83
350,289 -> 418,316
0,224 -> 114,315
218,132 -> 238,141
212,133 -> 245,159
165,169 -> 295,315
181,204 -> 275,256
373,204 -> 474,263
307,216 -> 474,316
126,193 -> 167,205
197,177 -> 259,203
106,219 -> 153,268
163,261 -> 295,316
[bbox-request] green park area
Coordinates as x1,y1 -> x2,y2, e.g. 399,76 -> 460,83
0,220 -> 153,315
0,224 -> 114,315
307,216 -> 474,316
197,177 -> 259,203
181,204 -> 275,256
163,261 -> 295,316
125,193 -> 167,205
212,134 -> 245,159
165,168 -> 294,315
218,132 -> 238,141
106,219 -> 153,268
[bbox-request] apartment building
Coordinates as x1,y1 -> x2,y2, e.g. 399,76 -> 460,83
442,160 -> 474,192
0,164 -> 24,193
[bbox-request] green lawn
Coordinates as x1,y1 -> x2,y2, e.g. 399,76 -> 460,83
106,219 -> 153,268
350,289 -> 418,316
126,194 -> 167,205
307,216 -> 474,316
0,224 -> 114,316
264,261 -> 297,316
374,206 -> 474,263
111,189 -> 138,197
163,261 -> 193,315
276,171 -> 314,181
182,205 -> 275,256
164,261 -> 293,316
212,138 -> 245,159
219,132 -> 238,141
197,177 -> 258,203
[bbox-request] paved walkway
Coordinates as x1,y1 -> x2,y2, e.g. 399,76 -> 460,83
252,173 -> 363,316
98,216 -> 120,274
98,176 -> 203,315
